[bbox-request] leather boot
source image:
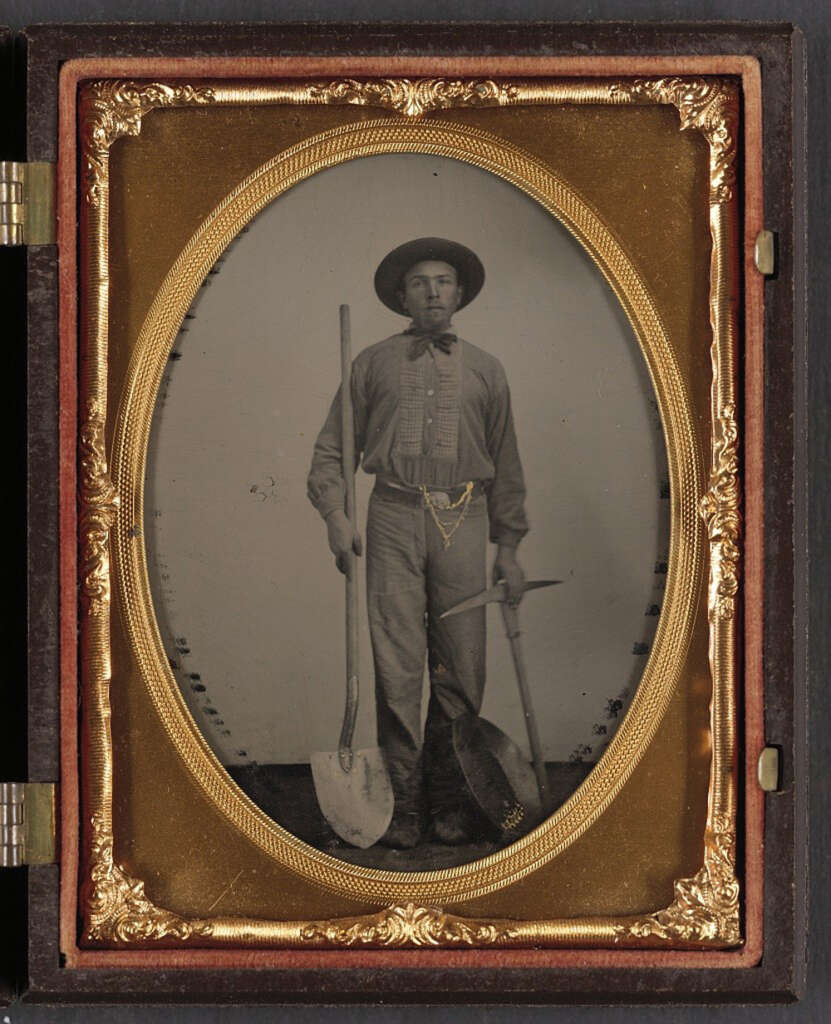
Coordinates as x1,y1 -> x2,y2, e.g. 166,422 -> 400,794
424,712 -> 478,845
378,758 -> 424,849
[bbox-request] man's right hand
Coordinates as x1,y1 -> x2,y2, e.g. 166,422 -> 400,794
325,509 -> 363,575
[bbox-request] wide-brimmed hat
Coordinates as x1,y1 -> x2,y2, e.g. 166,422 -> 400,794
374,237 -> 485,315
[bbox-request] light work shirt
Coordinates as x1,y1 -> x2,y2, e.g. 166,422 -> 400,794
307,329 -> 528,547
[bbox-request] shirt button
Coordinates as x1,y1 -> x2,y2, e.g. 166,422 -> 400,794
426,388 -> 435,396
426,417 -> 433,425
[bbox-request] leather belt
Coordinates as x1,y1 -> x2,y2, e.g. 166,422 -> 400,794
374,478 -> 484,508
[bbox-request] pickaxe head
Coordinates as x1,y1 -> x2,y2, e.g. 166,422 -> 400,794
440,579 -> 561,619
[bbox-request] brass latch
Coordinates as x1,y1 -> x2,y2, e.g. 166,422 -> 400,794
757,747 -> 781,792
0,161 -> 57,246
754,229 -> 776,276
0,782 -> 57,866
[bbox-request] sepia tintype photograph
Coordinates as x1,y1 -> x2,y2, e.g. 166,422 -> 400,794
143,152 -> 669,873
19,15 -> 792,992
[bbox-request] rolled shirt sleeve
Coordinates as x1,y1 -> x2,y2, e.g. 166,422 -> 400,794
484,365 -> 528,547
307,365 -> 366,519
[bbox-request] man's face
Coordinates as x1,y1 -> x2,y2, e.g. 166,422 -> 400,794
399,260 -> 463,332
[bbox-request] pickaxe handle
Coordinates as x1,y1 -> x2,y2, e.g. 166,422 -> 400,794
500,602 -> 551,813
338,303 -> 358,772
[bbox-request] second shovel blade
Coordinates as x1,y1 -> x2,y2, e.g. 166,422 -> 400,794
311,747 -> 394,849
452,715 -> 543,839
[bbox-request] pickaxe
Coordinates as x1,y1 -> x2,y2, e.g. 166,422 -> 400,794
441,579 -> 561,813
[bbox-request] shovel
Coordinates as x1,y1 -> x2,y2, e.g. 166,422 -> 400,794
311,305 -> 394,849
442,579 -> 561,820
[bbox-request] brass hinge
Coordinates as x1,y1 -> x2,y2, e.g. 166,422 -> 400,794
0,161 -> 57,246
0,782 -> 57,866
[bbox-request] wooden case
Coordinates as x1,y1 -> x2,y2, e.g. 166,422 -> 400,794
13,21 -> 808,1005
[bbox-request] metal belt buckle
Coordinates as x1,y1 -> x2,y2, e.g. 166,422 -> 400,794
431,490 -> 451,509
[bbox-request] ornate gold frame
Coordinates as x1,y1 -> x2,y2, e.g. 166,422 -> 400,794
79,77 -> 740,948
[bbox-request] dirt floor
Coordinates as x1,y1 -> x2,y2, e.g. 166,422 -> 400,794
227,760 -> 592,871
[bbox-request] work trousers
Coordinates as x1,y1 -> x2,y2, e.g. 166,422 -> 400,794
366,487 -> 488,821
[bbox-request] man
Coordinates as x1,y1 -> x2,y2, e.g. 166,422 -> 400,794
307,237 -> 528,849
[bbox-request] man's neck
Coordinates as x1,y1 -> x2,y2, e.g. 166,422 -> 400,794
408,319 -> 454,336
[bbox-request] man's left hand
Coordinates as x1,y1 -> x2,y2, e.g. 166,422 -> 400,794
493,546 -> 525,606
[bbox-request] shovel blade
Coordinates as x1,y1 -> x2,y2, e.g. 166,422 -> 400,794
311,747 -> 394,849
453,715 -> 543,839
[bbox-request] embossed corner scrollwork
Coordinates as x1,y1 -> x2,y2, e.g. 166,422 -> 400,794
83,812 -> 213,945
79,399 -> 121,616
700,404 -> 741,621
614,814 -> 740,945
301,902 -> 519,948
82,80 -> 216,206
308,77 -> 519,119
610,77 -> 739,203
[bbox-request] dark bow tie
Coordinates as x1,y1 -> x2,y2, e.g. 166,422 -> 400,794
405,326 -> 457,359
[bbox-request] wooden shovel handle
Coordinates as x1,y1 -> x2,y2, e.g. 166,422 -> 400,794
339,304 -> 359,771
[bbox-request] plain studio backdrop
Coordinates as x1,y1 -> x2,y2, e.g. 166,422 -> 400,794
144,152 -> 669,771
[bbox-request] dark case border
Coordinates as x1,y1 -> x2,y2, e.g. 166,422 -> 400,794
22,21 -> 806,1004
2,20 -> 27,1009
